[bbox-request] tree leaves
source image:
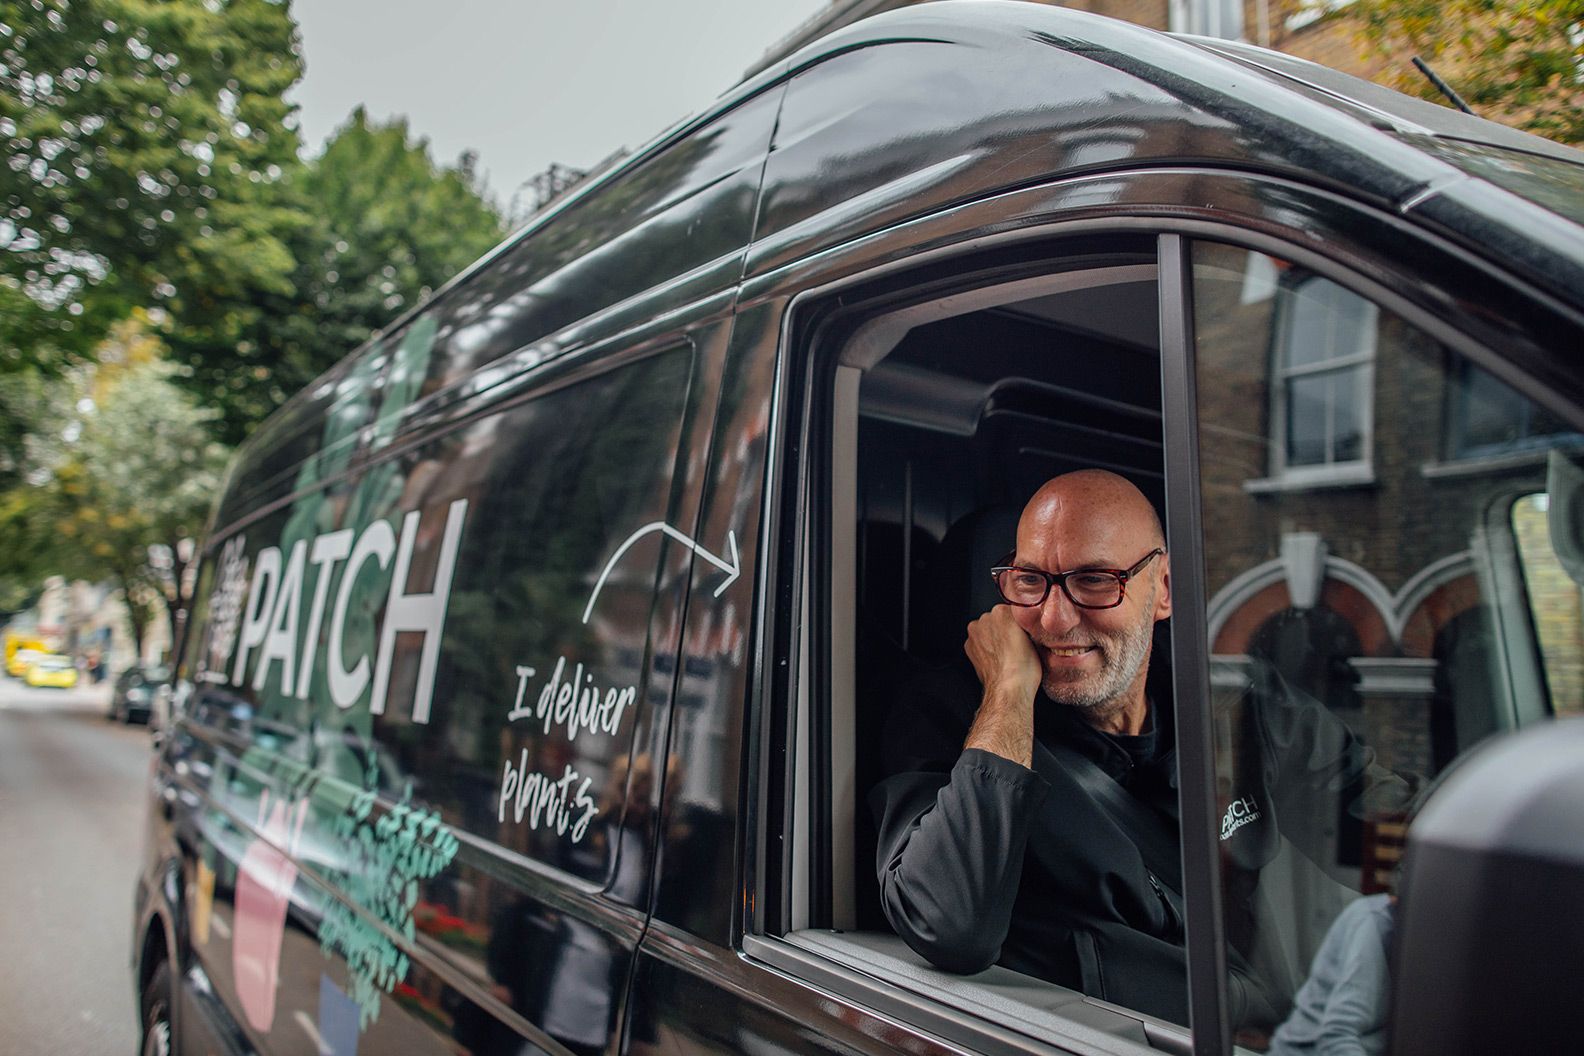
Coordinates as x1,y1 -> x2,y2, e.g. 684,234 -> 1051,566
1346,0 -> 1584,143
1,0 -> 303,370
1,314 -> 228,644
1,2 -> 505,644
162,107 -> 504,443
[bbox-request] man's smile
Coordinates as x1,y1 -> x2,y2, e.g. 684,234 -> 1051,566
1037,642 -> 1102,666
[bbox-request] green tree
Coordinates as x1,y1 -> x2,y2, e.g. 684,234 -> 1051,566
0,0 -> 304,371
1344,0 -> 1584,143
165,108 -> 505,443
6,317 -> 229,654
0,360 -> 49,489
0,362 -> 66,612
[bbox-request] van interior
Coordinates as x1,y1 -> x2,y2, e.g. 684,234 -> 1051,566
789,255 -> 1169,935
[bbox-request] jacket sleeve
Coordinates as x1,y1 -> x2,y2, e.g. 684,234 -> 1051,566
869,747 -> 1050,973
1253,670 -> 1418,877
1311,913 -> 1391,1056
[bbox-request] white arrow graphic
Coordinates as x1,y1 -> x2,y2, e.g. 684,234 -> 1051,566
582,522 -> 740,624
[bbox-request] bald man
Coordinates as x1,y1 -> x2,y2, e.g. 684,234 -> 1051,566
869,470 -> 1405,1032
964,470 -> 1171,762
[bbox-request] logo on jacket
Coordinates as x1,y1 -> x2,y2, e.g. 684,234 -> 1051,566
1220,795 -> 1262,840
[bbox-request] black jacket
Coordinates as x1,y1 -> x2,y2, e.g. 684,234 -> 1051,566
868,657 -> 1409,1030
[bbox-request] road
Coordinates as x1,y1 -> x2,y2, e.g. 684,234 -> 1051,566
0,677 -> 154,1055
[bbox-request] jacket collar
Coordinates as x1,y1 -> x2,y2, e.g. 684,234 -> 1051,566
1032,653 -> 1178,786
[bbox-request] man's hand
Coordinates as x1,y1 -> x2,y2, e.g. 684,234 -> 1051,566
963,606 -> 1041,769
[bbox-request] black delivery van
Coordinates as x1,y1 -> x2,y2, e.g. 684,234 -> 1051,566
133,5 -> 1584,1056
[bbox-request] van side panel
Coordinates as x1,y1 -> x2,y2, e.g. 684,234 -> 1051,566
147,62 -> 792,1052
649,297 -> 787,948
162,331 -> 716,1054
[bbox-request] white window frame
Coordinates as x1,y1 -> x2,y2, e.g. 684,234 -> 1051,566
1169,0 -> 1245,40
1255,272 -> 1378,490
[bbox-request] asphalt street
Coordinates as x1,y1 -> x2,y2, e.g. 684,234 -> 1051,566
0,677 -> 155,1055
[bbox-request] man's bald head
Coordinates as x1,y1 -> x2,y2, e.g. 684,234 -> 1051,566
1017,470 -> 1165,559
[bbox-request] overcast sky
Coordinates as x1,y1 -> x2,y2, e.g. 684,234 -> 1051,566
288,0 -> 834,211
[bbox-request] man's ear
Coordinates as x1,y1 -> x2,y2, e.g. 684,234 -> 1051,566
1154,552 -> 1173,622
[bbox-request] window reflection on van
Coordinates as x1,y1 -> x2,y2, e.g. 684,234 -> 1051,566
1193,241 -> 1584,1049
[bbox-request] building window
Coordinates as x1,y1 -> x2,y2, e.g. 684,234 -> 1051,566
1285,0 -> 1359,33
1269,273 -> 1376,484
1447,359 -> 1579,460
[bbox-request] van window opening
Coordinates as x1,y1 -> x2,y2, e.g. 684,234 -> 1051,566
775,251 -> 1179,1040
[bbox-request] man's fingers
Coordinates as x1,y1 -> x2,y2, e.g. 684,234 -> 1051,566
965,605 -> 1041,691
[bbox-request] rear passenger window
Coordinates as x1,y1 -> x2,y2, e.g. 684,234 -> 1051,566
185,342 -> 699,1048
370,343 -> 697,878
1190,241 -> 1584,1050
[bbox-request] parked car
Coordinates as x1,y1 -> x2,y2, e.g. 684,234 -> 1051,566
7,647 -> 47,678
133,6 -> 1584,1056
4,632 -> 49,675
23,654 -> 78,689
110,664 -> 169,724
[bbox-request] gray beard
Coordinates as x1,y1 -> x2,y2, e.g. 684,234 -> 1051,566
1041,599 -> 1155,712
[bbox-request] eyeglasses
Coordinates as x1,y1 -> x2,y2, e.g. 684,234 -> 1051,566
991,548 -> 1163,610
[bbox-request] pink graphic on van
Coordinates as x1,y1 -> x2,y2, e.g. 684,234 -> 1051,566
233,791 -> 309,1033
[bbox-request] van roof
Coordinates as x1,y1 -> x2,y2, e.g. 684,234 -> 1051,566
447,2 -> 1584,341
425,2 -> 1584,331
223,2 -> 1584,521
747,3 -> 1584,266
774,3 -> 1584,158
772,4 -> 1582,160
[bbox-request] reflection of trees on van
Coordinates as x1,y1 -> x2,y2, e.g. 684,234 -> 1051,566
334,343 -> 697,897
415,93 -> 773,394
337,336 -> 697,1051
252,317 -> 440,744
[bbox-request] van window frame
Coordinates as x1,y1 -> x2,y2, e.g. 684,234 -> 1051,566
755,234 -> 1192,1056
744,203 -> 1584,1056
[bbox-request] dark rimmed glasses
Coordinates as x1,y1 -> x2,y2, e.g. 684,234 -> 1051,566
991,548 -> 1163,609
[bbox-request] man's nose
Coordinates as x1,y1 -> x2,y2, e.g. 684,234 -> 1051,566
1038,585 -> 1083,636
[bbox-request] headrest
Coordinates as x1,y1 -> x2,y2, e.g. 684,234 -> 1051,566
920,504 -> 1021,656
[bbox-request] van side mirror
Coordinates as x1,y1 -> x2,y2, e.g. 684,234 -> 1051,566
1390,717 -> 1584,1055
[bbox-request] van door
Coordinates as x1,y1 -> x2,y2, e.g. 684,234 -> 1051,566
627,167 -> 1584,1054
1169,230 -> 1584,1054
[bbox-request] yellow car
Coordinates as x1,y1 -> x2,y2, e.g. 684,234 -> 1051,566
24,655 -> 79,689
7,648 -> 46,677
